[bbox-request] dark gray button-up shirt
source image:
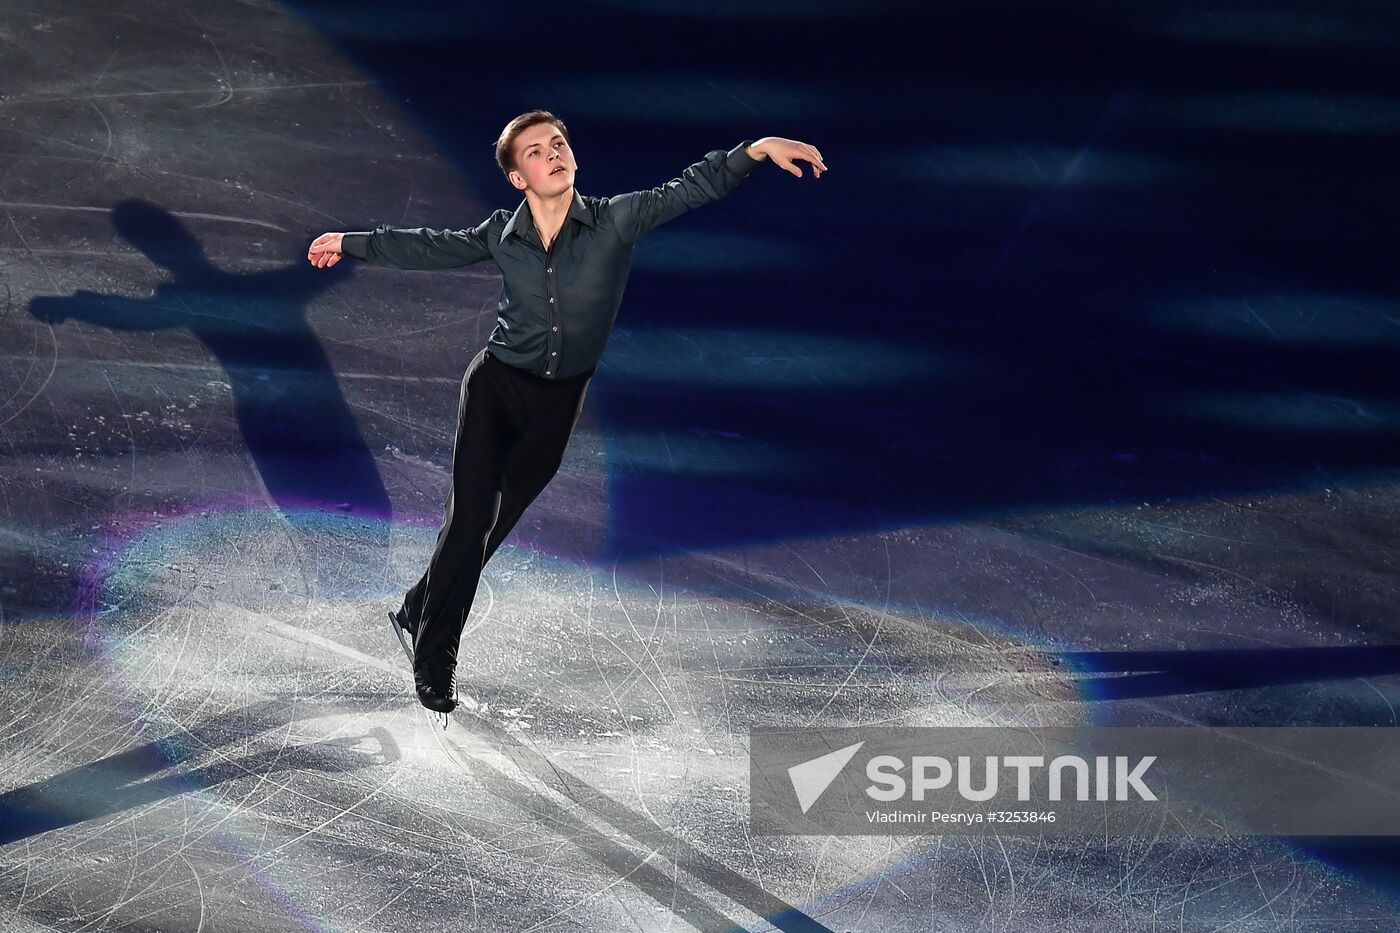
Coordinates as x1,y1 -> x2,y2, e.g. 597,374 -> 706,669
340,140 -> 760,379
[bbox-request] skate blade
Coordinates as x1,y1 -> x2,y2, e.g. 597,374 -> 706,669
387,611 -> 414,665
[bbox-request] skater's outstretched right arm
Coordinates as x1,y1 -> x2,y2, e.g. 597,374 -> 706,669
308,212 -> 505,270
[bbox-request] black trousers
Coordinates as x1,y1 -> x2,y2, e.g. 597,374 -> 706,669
400,345 -> 594,671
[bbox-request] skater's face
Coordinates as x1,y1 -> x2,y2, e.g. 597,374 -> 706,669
510,123 -> 575,194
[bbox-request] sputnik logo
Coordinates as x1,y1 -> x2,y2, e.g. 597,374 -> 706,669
788,741 -> 865,814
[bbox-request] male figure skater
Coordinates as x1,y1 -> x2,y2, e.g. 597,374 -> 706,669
307,110 -> 826,720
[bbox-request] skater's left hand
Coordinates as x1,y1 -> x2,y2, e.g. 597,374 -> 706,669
748,137 -> 827,179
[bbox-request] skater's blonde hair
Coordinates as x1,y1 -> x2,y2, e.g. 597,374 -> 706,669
496,110 -> 571,177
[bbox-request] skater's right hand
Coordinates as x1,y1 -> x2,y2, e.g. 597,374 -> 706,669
307,232 -> 345,268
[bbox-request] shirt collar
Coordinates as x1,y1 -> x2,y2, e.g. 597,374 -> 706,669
500,188 -> 595,244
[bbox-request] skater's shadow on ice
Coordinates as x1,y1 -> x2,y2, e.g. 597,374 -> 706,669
443,696 -> 834,933
0,696 -> 397,845
0,686 -> 835,932
27,199 -> 390,523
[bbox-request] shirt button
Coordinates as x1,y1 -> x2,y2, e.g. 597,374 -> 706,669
551,326 -> 558,332
546,267 -> 552,273
551,351 -> 557,356
549,297 -> 555,303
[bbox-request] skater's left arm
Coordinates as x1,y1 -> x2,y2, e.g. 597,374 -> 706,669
609,137 -> 826,245
743,137 -> 827,179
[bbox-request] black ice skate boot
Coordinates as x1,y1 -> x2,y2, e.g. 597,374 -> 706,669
389,609 -> 454,727
413,661 -> 458,729
410,608 -> 463,729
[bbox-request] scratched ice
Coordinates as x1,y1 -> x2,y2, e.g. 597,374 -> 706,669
7,498 -> 1400,930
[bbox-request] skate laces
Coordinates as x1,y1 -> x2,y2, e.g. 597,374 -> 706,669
414,660 -> 456,698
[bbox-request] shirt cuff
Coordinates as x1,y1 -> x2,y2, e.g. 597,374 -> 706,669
340,231 -> 371,260
726,139 -> 761,178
